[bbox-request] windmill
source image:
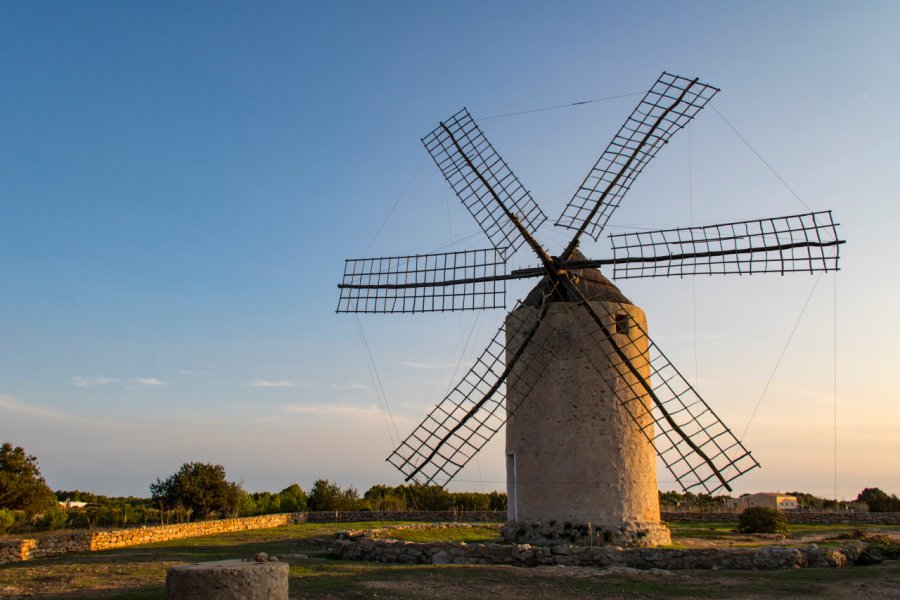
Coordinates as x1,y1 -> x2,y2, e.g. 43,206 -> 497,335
337,72 -> 844,546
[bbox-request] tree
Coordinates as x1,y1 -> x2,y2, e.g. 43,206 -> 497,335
277,484 -> 308,512
150,462 -> 243,520
364,485 -> 407,511
0,443 -> 56,516
449,492 -> 490,511
308,479 -> 362,511
787,491 -> 840,511
856,487 -> 900,512
399,484 -> 452,511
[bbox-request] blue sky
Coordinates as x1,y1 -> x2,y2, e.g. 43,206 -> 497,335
1,1 -> 898,498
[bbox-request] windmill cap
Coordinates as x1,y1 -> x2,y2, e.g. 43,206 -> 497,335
523,248 -> 632,306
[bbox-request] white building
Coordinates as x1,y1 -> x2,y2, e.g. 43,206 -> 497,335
730,492 -> 798,511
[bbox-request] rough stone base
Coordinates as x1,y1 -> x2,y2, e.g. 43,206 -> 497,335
165,559 -> 288,600
501,520 -> 671,547
332,536 -> 869,569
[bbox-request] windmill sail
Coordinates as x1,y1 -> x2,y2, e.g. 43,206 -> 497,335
556,72 -> 718,245
387,298 -> 554,485
337,248 -> 509,313
608,211 -> 843,279
343,72 -> 839,499
553,298 -> 759,494
423,108 -> 547,259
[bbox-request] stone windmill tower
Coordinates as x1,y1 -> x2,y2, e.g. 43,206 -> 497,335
337,72 -> 844,546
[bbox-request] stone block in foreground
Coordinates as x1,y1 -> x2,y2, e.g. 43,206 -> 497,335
165,559 -> 288,600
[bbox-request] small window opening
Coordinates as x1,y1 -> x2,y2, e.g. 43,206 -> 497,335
614,313 -> 630,336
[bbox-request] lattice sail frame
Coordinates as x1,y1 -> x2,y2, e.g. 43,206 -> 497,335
556,72 -> 719,241
389,292 -> 760,493
609,211 -> 842,279
337,248 -> 507,314
423,108 -> 548,259
387,297 -> 554,485
338,72 -> 845,493
551,301 -> 760,494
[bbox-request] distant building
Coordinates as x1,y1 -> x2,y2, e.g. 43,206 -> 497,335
730,492 -> 798,511
59,500 -> 88,509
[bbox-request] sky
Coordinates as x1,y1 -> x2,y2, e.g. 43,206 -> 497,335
1,1 -> 898,500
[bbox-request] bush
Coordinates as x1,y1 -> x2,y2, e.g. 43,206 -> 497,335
0,508 -> 14,533
36,505 -> 68,531
737,506 -> 788,534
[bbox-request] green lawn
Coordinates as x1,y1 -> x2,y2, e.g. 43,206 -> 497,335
666,520 -> 900,546
383,525 -> 500,544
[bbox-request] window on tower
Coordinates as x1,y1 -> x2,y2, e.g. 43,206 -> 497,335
614,313 -> 630,336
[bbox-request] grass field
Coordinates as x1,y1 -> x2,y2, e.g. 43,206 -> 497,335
1,521 -> 899,599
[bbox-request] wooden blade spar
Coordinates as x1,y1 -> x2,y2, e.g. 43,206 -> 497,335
557,73 -> 719,252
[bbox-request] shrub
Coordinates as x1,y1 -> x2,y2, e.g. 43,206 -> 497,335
36,505 -> 68,531
737,506 -> 788,534
0,508 -> 14,533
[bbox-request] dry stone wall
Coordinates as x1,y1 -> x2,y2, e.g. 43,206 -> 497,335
0,513 -> 305,565
308,510 -> 900,525
306,510 -> 504,523
661,511 -> 900,525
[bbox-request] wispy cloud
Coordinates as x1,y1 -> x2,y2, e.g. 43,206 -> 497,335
331,382 -> 371,391
402,361 -> 444,370
0,393 -> 76,420
0,393 -> 147,430
283,403 -> 383,419
72,376 -> 119,387
133,377 -> 166,386
247,379 -> 305,388
403,360 -> 475,371
177,369 -> 208,375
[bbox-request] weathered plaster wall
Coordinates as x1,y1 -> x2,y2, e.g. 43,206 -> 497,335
505,301 -> 664,542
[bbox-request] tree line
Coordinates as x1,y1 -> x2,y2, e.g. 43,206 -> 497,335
3,443 -> 899,535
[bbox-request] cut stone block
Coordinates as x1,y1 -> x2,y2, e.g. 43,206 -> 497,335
165,559 -> 288,600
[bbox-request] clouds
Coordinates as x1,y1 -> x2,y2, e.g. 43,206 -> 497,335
72,376 -> 119,387
402,361 -> 444,370
0,393 -> 148,431
72,376 -> 165,388
283,403 -> 384,421
0,393 -> 75,421
331,382 -> 370,390
246,379 -> 370,391
246,379 -> 306,388
68,374 -> 369,392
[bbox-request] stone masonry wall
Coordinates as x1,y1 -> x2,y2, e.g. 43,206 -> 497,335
307,510 -> 900,525
306,510 -> 504,523
0,513 -> 306,565
660,511 -> 900,525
